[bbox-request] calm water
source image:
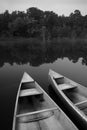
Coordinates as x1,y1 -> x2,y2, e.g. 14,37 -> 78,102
0,40 -> 87,129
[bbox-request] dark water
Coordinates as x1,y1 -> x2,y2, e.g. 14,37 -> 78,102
0,39 -> 87,129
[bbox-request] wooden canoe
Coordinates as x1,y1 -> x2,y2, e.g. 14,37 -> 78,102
12,72 -> 78,130
49,69 -> 87,129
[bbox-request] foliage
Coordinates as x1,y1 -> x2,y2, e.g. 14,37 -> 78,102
0,8 -> 87,39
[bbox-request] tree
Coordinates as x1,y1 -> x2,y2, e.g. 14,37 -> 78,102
27,7 -> 44,21
44,11 -> 58,27
9,17 -> 28,36
70,10 -> 82,18
74,10 -> 82,17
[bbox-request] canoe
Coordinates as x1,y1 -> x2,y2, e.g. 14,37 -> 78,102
49,69 -> 87,129
12,72 -> 78,130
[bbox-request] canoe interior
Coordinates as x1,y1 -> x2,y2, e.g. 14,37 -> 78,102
17,82 -> 56,115
14,80 -> 77,130
54,77 -> 87,116
63,88 -> 87,104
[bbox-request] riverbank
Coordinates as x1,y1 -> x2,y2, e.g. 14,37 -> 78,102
0,37 -> 87,46
0,37 -> 43,46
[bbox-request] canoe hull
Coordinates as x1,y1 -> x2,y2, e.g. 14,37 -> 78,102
13,72 -> 78,130
49,70 -> 87,130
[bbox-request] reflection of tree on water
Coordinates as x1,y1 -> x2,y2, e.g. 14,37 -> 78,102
0,40 -> 87,67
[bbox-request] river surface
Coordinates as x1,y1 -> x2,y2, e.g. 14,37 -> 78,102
0,40 -> 87,129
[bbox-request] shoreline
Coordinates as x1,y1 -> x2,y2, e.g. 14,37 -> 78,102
0,37 -> 87,46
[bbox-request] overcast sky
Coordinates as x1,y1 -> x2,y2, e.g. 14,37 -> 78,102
0,0 -> 87,16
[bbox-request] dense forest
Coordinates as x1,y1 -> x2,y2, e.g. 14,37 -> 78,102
0,7 -> 87,39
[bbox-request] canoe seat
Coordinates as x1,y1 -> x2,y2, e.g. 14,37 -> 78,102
17,110 -> 54,123
20,88 -> 43,97
16,107 -> 58,119
58,83 -> 77,90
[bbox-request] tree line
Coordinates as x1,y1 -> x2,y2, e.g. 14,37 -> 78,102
0,7 -> 87,39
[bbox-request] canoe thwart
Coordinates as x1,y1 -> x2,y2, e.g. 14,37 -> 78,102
75,100 -> 87,107
57,83 -> 77,90
20,88 -> 43,97
16,107 -> 58,118
17,111 -> 54,123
